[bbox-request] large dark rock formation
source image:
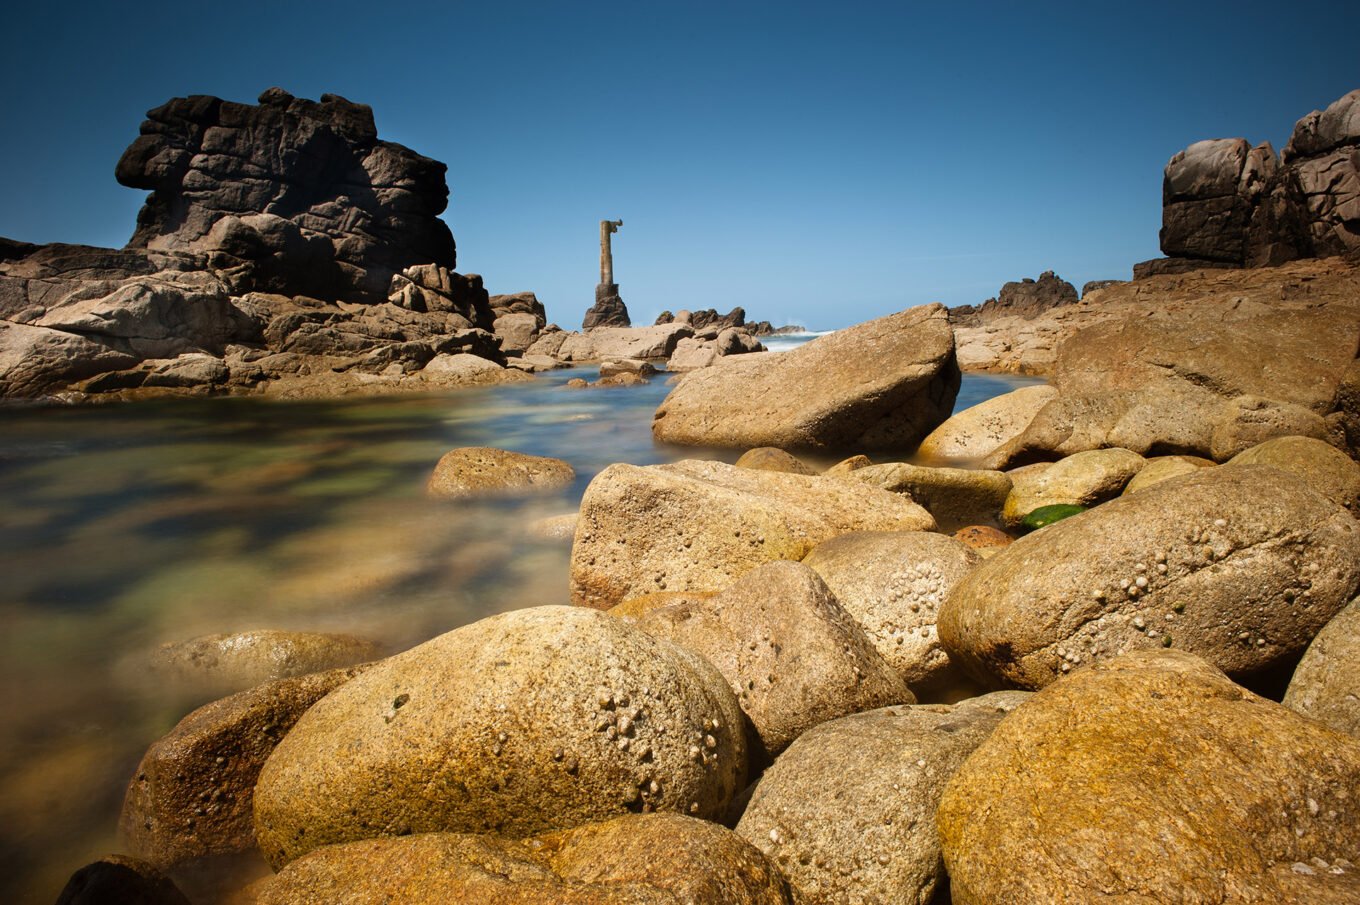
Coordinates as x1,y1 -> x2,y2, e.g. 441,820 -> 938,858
0,90 -> 524,401
116,87 -> 455,303
948,271 -> 1079,327
1137,88 -> 1359,277
582,282 -> 630,329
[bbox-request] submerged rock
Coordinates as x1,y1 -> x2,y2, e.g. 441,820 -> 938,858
253,606 -> 748,867
242,814 -> 792,904
941,465 -> 1360,690
637,561 -> 913,758
938,650 -> 1360,904
149,630 -> 379,698
653,304 -> 958,452
569,460 -> 934,610
426,447 -> 576,499
54,855 -> 190,905
736,692 -> 1028,905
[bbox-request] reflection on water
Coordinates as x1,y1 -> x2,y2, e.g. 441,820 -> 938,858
0,363 -> 1040,902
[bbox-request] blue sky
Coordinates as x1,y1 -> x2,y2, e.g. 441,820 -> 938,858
2,1 -> 1357,330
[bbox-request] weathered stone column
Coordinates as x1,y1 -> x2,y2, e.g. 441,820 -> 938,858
584,218 -> 631,329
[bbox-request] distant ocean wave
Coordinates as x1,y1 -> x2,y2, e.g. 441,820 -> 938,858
761,330 -> 834,352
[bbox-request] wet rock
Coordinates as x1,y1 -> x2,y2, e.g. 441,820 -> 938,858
802,531 -> 981,695
637,561 -> 913,758
915,384 -> 1056,464
569,460 -> 934,610
653,304 -> 958,452
1284,598 -> 1360,738
952,524 -> 1014,557
55,854 -> 190,905
253,606 -> 748,867
736,692 -> 1028,905
150,630 -> 379,698
120,666 -> 365,867
1122,454 -> 1216,495
1227,434 -> 1360,514
525,512 -> 578,542
1001,447 -> 1146,529
938,650 -> 1360,904
241,814 -> 791,904
426,447 -> 575,499
940,465 -> 1360,690
734,447 -> 818,476
845,462 -> 1012,531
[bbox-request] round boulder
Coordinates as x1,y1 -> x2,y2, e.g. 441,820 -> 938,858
253,606 -> 747,867
426,447 -> 575,499
735,692 -> 1028,905
1284,598 -> 1360,738
938,650 -> 1360,904
1001,447 -> 1147,528
916,384 -> 1056,464
637,561 -> 912,759
940,465 -> 1360,689
242,814 -> 791,904
1227,434 -> 1360,514
734,447 -> 818,476
801,531 -> 981,694
1122,454 -> 1215,495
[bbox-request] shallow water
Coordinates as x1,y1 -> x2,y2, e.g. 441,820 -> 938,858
0,357 -> 1040,902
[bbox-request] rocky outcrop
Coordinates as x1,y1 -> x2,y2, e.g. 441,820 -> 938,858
666,326 -> 766,372
938,650 -> 1360,904
253,606 -> 747,867
569,460 -> 935,610
241,814 -> 792,904
1138,88 -> 1359,275
545,323 -> 693,363
948,271 -> 1079,327
978,260 -> 1360,464
653,304 -> 959,452
655,306 -> 747,331
581,284 -> 630,329
940,465 -> 1360,690
487,291 -> 546,356
0,90 -> 525,401
117,87 -> 454,302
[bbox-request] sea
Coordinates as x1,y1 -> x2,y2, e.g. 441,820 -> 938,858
0,334 -> 1041,901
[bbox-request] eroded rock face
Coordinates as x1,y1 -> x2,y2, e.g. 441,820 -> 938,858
801,531 -> 981,694
654,304 -> 958,452
637,561 -> 913,758
736,692 -> 1028,905
242,814 -> 792,905
1284,598 -> 1360,738
120,666 -> 365,867
938,650 -> 1360,904
117,88 -> 454,303
940,465 -> 1360,690
1147,88 -> 1360,273
569,460 -> 935,610
253,607 -> 747,867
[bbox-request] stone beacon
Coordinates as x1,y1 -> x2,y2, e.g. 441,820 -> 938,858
582,219 -> 632,329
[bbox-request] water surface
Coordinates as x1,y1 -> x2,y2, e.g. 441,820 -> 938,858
0,357 -> 1040,901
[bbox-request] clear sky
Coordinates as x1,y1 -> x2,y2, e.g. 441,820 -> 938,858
2,1 -> 1357,330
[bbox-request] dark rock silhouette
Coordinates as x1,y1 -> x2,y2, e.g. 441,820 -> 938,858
949,271 -> 1078,327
